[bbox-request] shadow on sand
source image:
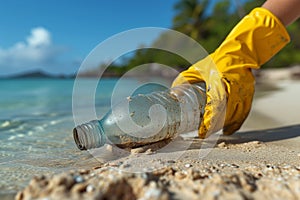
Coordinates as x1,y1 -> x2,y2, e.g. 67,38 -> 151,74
218,124 -> 300,144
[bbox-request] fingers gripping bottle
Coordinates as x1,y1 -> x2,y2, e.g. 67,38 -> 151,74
73,83 -> 206,150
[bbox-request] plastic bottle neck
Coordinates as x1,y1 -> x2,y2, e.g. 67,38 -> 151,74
73,120 -> 105,150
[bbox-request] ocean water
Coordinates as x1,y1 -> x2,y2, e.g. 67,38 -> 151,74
0,77 -> 169,195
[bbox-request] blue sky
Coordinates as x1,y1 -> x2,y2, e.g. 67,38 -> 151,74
0,0 -> 248,76
0,0 -> 180,76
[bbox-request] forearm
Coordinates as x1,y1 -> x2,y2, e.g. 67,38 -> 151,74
262,0 -> 300,26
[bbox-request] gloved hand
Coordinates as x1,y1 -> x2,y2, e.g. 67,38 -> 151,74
172,8 -> 290,138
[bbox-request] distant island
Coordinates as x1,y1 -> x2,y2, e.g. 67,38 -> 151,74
1,70 -> 75,79
0,69 -> 127,79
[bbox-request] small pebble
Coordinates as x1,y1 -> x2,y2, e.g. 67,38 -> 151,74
219,163 -> 226,168
145,148 -> 154,155
251,141 -> 261,145
230,164 -> 239,168
217,142 -> 226,148
109,162 -> 120,167
126,96 -> 132,101
74,175 -> 84,183
266,164 -> 274,169
184,163 -> 192,168
106,144 -> 113,152
86,185 -> 94,193
175,171 -> 186,179
131,147 -> 144,154
79,169 -> 89,175
103,163 -> 110,167
167,160 -> 176,164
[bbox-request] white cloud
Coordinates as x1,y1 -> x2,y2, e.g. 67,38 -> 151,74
27,27 -> 51,47
0,27 -> 66,75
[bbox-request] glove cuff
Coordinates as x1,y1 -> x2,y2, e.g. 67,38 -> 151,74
250,7 -> 290,65
214,7 -> 290,69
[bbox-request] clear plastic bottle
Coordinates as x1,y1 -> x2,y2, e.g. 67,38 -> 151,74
73,83 -> 206,150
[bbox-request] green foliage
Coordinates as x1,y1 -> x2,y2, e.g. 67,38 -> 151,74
172,0 -> 209,41
101,0 -> 300,76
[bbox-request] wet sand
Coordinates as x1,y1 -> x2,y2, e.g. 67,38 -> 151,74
15,80 -> 300,200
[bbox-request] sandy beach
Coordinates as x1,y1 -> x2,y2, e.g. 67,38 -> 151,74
15,78 -> 300,200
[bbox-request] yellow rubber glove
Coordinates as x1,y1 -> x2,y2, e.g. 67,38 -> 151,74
172,8 -> 290,138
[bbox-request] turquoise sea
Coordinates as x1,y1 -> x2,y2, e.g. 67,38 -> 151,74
0,77 -> 169,196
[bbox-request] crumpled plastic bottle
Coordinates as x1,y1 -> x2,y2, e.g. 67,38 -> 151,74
73,82 -> 206,150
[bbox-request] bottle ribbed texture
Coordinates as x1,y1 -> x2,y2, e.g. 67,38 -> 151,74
73,83 -> 206,150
